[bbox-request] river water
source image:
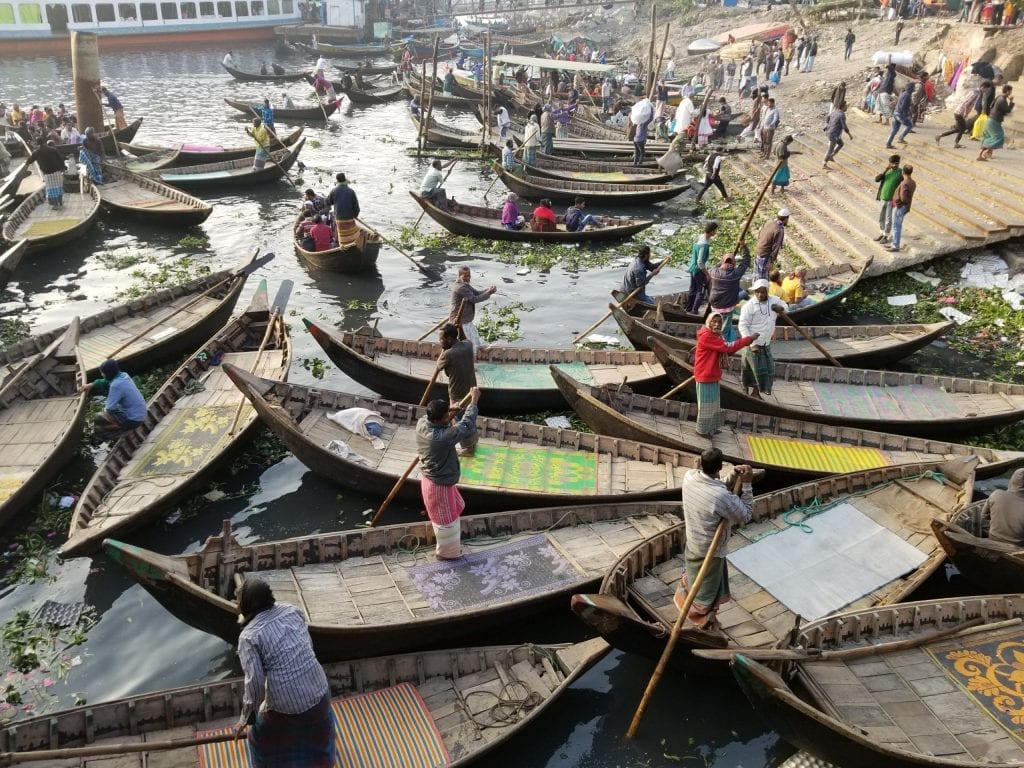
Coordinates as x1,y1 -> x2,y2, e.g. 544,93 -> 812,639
0,40 -> 1001,768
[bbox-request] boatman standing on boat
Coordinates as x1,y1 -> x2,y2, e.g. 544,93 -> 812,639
416,386 -> 482,559
450,266 -> 496,350
233,578 -> 335,768
420,158 -> 457,211
436,323 -> 478,423
98,87 -> 126,130
246,117 -> 271,170
674,448 -> 755,634
223,51 -> 235,68
738,278 -> 786,400
326,172 -> 360,247
258,99 -> 275,131
753,208 -> 789,280
84,359 -> 147,442
37,139 -> 66,209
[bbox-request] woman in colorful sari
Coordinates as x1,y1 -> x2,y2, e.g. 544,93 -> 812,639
78,127 -> 104,184
692,313 -> 757,437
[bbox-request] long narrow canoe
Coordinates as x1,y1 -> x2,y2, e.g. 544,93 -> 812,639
294,213 -> 381,273
300,40 -> 389,56
550,366 -> 1024,480
98,164 -> 213,226
409,192 -> 653,243
0,320 -> 87,528
612,306 -> 954,366
139,139 -> 305,190
121,126 -> 304,167
343,84 -> 406,104
0,254 -> 268,377
104,502 -> 681,659
304,323 -> 667,413
931,500 -> 1024,592
1,184 -> 101,253
222,62 -> 308,82
491,162 -> 690,205
524,157 -> 676,185
60,280 -> 292,557
571,457 -> 978,675
224,365 -> 758,510
402,84 -> 482,108
6,119 -> 143,158
731,593 -> 1024,768
0,239 -> 26,288
0,639 -> 608,768
337,62 -> 397,75
224,97 -> 339,121
410,113 -> 483,148
652,338 -> 1024,439
612,257 -> 874,326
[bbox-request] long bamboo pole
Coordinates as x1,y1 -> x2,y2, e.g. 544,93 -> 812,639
571,257 -> 671,343
416,59 -> 428,155
644,5 -> 657,97
1,732 -> 236,763
778,311 -> 843,367
421,36 -> 442,156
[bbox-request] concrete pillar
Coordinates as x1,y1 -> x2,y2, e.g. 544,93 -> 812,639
72,32 -> 105,133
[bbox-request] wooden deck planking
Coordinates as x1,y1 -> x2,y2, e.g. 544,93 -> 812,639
11,192 -> 96,240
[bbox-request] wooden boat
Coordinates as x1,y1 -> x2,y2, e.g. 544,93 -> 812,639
6,118 -> 143,158
712,20 -> 792,44
223,97 -> 339,121
571,458 -> 979,675
293,213 -> 381,273
336,62 -> 397,75
224,366 -> 752,510
612,307 -> 954,366
409,192 -> 653,243
0,253 -> 268,385
536,149 -> 661,168
410,113 -> 483,148
300,39 -> 389,56
0,639 -> 608,768
304,323 -> 668,413
652,339 -> 1024,439
550,366 -> 1024,480
614,258 -> 874,326
59,280 -> 292,557
97,163 -> 213,226
931,500 -> 1024,592
222,62 -> 308,82
402,83 -> 481,108
729,593 -> 1024,768
524,156 -> 676,185
120,126 -> 305,167
0,239 -> 26,288
139,139 -> 305,190
104,501 -> 681,658
0,320 -> 87,529
1,183 -> 101,253
342,83 -> 406,104
491,162 -> 690,205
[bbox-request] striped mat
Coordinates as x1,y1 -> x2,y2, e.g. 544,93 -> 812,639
197,683 -> 449,768
744,435 -> 889,473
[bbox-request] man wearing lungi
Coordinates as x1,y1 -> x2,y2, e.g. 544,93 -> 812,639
327,172 -> 360,247
738,278 -> 786,400
37,140 -> 66,208
417,386 -> 481,559
449,266 -> 496,350
753,208 -> 789,280
674,448 -> 754,633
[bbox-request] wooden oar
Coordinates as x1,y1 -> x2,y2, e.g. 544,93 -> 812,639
107,250 -> 274,359
418,299 -> 464,341
572,259 -> 671,344
732,158 -> 784,255
777,311 -> 843,367
692,616 -> 990,662
227,280 -> 293,437
626,514 -> 731,739
369,390 -> 475,528
482,145 -> 523,198
246,106 -> 296,185
355,217 -> 443,281
308,78 -> 332,123
0,732 -> 237,763
412,160 -> 458,230
661,375 -> 695,400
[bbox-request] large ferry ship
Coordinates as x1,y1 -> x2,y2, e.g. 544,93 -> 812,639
0,0 -> 302,54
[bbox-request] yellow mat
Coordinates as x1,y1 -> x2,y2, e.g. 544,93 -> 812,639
25,219 -> 78,237
744,435 -> 889,473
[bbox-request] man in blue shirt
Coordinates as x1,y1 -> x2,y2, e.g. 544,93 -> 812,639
86,358 -> 147,441
99,86 -> 127,129
326,171 -> 360,246
622,245 -> 662,303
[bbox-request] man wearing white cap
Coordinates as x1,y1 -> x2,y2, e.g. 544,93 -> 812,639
754,208 -> 789,280
738,279 -> 786,399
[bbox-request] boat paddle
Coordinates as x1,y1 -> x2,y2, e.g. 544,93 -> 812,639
418,299 -> 464,341
369,390 -> 475,528
0,732 -> 238,764
572,259 -> 672,344
661,375 -> 695,399
777,311 -> 843,367
106,249 -> 274,360
227,280 -> 293,437
412,159 -> 458,230
246,106 -> 296,185
355,217 -> 443,281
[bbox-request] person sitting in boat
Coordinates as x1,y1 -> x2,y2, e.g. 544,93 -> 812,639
302,188 -> 326,214
272,63 -> 285,76
295,211 -> 317,250
84,359 -> 147,442
622,244 -> 662,303
564,197 -> 602,232
79,127 -> 105,184
257,99 -> 274,130
408,95 -> 421,119
420,158 -> 456,211
500,193 -> 524,230
443,68 -> 456,96
339,72 -> 353,93
246,117 -> 271,170
780,268 -> 816,310
281,92 -> 295,110
28,105 -> 45,125
987,469 -> 1024,548
223,51 -> 235,68
260,62 -> 269,76
530,198 -> 557,232
309,214 -> 334,252
455,52 -> 467,70
353,65 -> 367,91
61,117 -> 81,144
7,103 -> 23,126
401,47 -> 413,74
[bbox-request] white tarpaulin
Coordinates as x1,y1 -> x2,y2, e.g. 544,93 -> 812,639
726,502 -> 927,621
491,54 -> 616,73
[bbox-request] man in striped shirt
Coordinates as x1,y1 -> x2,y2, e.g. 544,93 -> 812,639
416,386 -> 482,559
674,448 -> 755,634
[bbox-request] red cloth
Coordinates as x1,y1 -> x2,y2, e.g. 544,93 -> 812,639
692,326 -> 755,384
310,223 -> 333,251
533,205 -> 556,224
420,475 -> 465,526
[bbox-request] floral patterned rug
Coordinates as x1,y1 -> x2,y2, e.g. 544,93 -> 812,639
407,534 -> 583,613
131,405 -> 240,478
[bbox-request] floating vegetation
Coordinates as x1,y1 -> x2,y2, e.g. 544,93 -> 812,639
477,302 -> 533,343
176,233 -> 206,249
302,356 -> 329,379
0,488 -> 75,586
0,318 -> 30,346
115,257 -> 212,300
95,247 -> 144,271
